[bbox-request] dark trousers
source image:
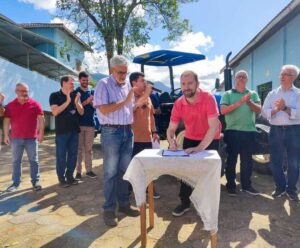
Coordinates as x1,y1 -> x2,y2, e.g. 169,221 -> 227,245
269,125 -> 300,194
224,130 -> 255,190
180,138 -> 219,207
55,132 -> 79,182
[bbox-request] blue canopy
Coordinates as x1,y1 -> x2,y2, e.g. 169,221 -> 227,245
133,50 -> 206,67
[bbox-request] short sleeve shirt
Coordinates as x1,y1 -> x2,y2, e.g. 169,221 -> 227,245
4,98 -> 43,139
75,87 -> 95,127
170,89 -> 220,140
221,89 -> 260,131
49,90 -> 80,134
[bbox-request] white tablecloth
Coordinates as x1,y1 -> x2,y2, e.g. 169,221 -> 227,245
123,149 -> 221,231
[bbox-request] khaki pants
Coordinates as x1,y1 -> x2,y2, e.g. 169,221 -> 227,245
76,126 -> 95,173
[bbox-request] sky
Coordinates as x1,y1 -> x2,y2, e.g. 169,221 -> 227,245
0,0 -> 292,89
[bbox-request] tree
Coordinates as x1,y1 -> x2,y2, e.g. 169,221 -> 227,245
56,0 -> 198,70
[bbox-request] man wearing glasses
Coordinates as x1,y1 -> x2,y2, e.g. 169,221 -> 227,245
262,65 -> 300,201
3,83 -> 44,192
221,70 -> 261,197
94,55 -> 139,227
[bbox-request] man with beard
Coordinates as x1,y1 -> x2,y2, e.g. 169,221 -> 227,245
167,70 -> 221,216
74,71 -> 97,180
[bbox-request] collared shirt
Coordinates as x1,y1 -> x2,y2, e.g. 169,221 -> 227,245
93,75 -> 133,125
4,98 -> 44,139
262,85 -> 300,126
221,88 -> 260,131
170,89 -> 220,140
74,87 -> 95,127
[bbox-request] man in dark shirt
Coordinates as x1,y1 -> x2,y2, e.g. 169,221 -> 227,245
49,75 -> 84,187
74,71 -> 97,180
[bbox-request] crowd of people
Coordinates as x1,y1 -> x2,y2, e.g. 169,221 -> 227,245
0,54 -> 299,228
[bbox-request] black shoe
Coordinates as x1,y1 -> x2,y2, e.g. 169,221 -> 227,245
33,182 -> 42,191
286,191 -> 299,201
172,204 -> 190,217
75,172 -> 82,180
241,186 -> 260,195
59,181 -> 70,188
227,188 -> 237,197
271,189 -> 285,198
103,211 -> 118,227
119,205 -> 140,217
67,177 -> 79,185
86,171 -> 97,179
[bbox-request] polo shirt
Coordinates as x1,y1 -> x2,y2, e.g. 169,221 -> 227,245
4,98 -> 43,139
221,89 -> 260,131
75,87 -> 95,127
170,89 -> 220,140
49,90 -> 80,135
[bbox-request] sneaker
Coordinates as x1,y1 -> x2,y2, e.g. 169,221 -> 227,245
6,184 -> 19,192
33,182 -> 42,191
286,191 -> 299,201
66,177 -> 79,185
86,171 -> 97,179
59,181 -> 70,188
103,211 -> 118,227
172,204 -> 190,217
227,188 -> 237,197
241,186 -> 260,195
119,205 -> 140,217
153,190 -> 161,199
271,189 -> 286,198
75,172 -> 82,180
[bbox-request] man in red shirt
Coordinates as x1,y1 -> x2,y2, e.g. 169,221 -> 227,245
3,83 -> 44,192
167,70 -> 220,217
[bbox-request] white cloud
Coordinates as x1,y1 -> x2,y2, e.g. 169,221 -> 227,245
19,0 -> 57,13
170,32 -> 214,53
84,31 -> 224,91
50,17 -> 77,32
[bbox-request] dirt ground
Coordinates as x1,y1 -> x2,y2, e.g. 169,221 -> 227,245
0,135 -> 299,248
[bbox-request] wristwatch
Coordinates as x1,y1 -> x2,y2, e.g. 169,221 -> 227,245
282,106 -> 288,111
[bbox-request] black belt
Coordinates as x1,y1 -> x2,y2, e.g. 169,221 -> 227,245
102,124 -> 132,128
271,125 -> 300,129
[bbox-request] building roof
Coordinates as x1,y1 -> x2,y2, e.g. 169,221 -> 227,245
224,0 -> 300,71
20,23 -> 92,52
0,18 -> 78,79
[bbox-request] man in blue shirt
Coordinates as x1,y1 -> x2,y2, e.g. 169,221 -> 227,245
75,71 -> 97,179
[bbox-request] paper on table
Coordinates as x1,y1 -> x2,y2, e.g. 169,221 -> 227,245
162,149 -> 189,157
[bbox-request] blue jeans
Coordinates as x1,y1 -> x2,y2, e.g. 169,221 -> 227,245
269,125 -> 300,194
101,126 -> 133,212
11,138 -> 40,186
55,132 -> 79,182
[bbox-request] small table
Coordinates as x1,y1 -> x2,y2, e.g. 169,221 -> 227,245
124,149 -> 221,248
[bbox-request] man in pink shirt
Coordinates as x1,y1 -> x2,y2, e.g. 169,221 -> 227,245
167,70 -> 221,217
3,83 -> 44,192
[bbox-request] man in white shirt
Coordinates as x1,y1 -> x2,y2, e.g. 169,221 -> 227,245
262,64 -> 300,201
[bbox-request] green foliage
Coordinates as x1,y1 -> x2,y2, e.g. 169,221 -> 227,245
56,0 -> 198,68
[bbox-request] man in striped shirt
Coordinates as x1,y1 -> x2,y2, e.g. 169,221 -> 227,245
94,55 -> 139,227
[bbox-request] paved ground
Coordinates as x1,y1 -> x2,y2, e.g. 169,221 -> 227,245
0,135 -> 300,248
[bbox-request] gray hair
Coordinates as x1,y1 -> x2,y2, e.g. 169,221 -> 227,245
281,64 -> 300,78
110,55 -> 129,68
235,70 -> 248,79
16,82 -> 29,89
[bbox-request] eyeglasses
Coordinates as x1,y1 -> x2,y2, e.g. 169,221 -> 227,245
280,73 -> 295,77
116,71 -> 129,76
236,75 -> 247,79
